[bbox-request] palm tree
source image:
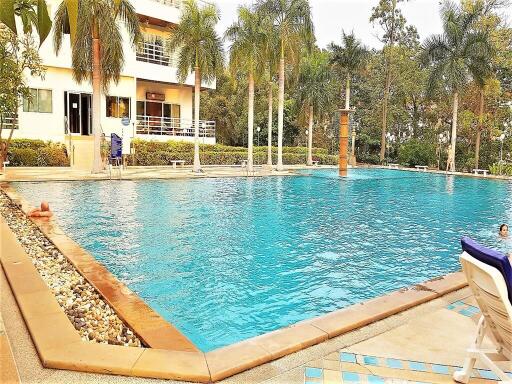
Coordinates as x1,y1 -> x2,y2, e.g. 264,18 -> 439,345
257,0 -> 314,171
422,1 -> 491,172
260,17 -> 279,167
329,31 -> 368,110
296,50 -> 333,165
53,0 -> 141,173
168,0 -> 223,173
0,0 -> 52,46
225,6 -> 267,173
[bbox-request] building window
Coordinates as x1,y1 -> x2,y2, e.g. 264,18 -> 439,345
136,100 -> 180,119
23,88 -> 52,113
106,96 -> 131,118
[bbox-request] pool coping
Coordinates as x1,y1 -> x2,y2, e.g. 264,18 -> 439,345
0,182 -> 469,382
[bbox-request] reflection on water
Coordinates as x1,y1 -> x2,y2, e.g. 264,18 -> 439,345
13,169 -> 512,352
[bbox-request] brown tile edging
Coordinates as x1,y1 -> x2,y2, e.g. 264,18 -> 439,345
0,182 -> 197,353
0,182 -> 469,382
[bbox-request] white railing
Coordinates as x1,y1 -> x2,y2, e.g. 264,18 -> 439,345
136,115 -> 215,137
136,42 -> 177,67
0,115 -> 18,130
149,0 -> 181,7
148,0 -> 213,8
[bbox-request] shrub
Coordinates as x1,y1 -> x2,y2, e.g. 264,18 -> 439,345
398,140 -> 437,167
9,148 -> 38,166
489,163 -> 512,176
7,140 -> 69,166
130,139 -> 335,166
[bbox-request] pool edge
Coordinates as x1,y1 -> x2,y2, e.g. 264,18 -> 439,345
0,182 -> 469,383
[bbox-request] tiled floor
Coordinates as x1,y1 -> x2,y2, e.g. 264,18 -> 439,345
303,298 -> 512,384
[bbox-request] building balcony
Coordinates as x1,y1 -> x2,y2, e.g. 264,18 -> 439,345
1,115 -> 18,130
136,42 -> 177,67
136,115 -> 215,138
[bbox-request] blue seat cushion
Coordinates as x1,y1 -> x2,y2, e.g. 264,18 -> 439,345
461,237 -> 512,305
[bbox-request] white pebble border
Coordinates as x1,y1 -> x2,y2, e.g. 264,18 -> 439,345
0,191 -> 142,347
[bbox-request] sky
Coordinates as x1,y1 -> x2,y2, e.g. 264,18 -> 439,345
215,0 -> 512,49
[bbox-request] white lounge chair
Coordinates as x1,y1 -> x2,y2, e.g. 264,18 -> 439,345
453,237 -> 512,383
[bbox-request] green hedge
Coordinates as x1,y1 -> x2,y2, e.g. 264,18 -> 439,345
7,140 -> 69,167
130,139 -> 337,166
489,163 -> 512,176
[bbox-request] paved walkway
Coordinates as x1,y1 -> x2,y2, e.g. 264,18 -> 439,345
3,258 -> 507,384
0,165 -> 313,182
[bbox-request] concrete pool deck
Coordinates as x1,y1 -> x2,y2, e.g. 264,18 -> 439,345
4,261 -> 509,384
1,164 -> 511,182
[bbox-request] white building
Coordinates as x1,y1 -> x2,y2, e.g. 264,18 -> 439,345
12,0 -> 216,168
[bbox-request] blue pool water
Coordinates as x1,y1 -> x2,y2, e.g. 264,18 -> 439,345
13,169 -> 512,351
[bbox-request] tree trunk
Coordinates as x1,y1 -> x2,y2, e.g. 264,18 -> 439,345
247,71 -> 254,172
307,105 -> 313,166
345,76 -> 350,110
447,91 -> 459,172
276,55 -> 285,171
379,0 -> 397,163
91,28 -> 102,173
267,82 -> 273,166
380,66 -> 391,162
474,88 -> 484,169
193,66 -> 201,172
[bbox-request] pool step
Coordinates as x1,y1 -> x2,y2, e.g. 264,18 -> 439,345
304,352 -> 512,383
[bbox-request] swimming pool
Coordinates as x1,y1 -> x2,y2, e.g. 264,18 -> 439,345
13,169 -> 512,351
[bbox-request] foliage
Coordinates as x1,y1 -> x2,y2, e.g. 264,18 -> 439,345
7,139 -> 69,166
167,0 -> 224,84
129,140 -> 335,166
0,0 -> 52,46
489,162 -> 512,175
0,26 -> 44,165
53,0 -> 141,92
398,139 -> 437,167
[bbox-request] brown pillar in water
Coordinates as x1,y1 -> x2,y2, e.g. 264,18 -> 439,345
339,109 -> 353,176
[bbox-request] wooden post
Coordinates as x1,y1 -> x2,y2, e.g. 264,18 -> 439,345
339,109 -> 353,177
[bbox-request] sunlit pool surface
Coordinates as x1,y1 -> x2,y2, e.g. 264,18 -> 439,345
13,169 -> 512,351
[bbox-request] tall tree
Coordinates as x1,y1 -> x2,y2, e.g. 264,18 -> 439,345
370,0 -> 416,162
422,0 -> 492,171
168,0 -> 223,173
0,26 -> 44,169
257,0 -> 314,171
0,0 -> 52,46
259,14 -> 279,166
225,6 -> 267,173
53,0 -> 141,173
329,31 -> 368,110
296,50 -> 334,165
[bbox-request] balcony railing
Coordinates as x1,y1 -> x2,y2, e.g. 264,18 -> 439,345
0,115 -> 18,130
149,0 -> 181,7
136,115 -> 215,138
136,42 -> 177,67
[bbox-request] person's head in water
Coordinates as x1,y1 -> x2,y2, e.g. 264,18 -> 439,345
40,201 -> 50,212
499,224 -> 509,238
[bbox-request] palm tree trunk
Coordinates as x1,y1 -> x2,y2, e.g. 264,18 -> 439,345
267,82 -> 273,166
380,66 -> 391,163
91,26 -> 102,173
193,66 -> 201,173
247,71 -> 254,172
345,76 -> 350,110
276,54 -> 285,171
307,105 -> 313,166
474,88 -> 484,169
447,91 -> 459,172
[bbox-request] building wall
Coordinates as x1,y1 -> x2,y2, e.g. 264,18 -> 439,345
136,80 -> 193,121
13,0 -> 216,148
15,68 -> 137,142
